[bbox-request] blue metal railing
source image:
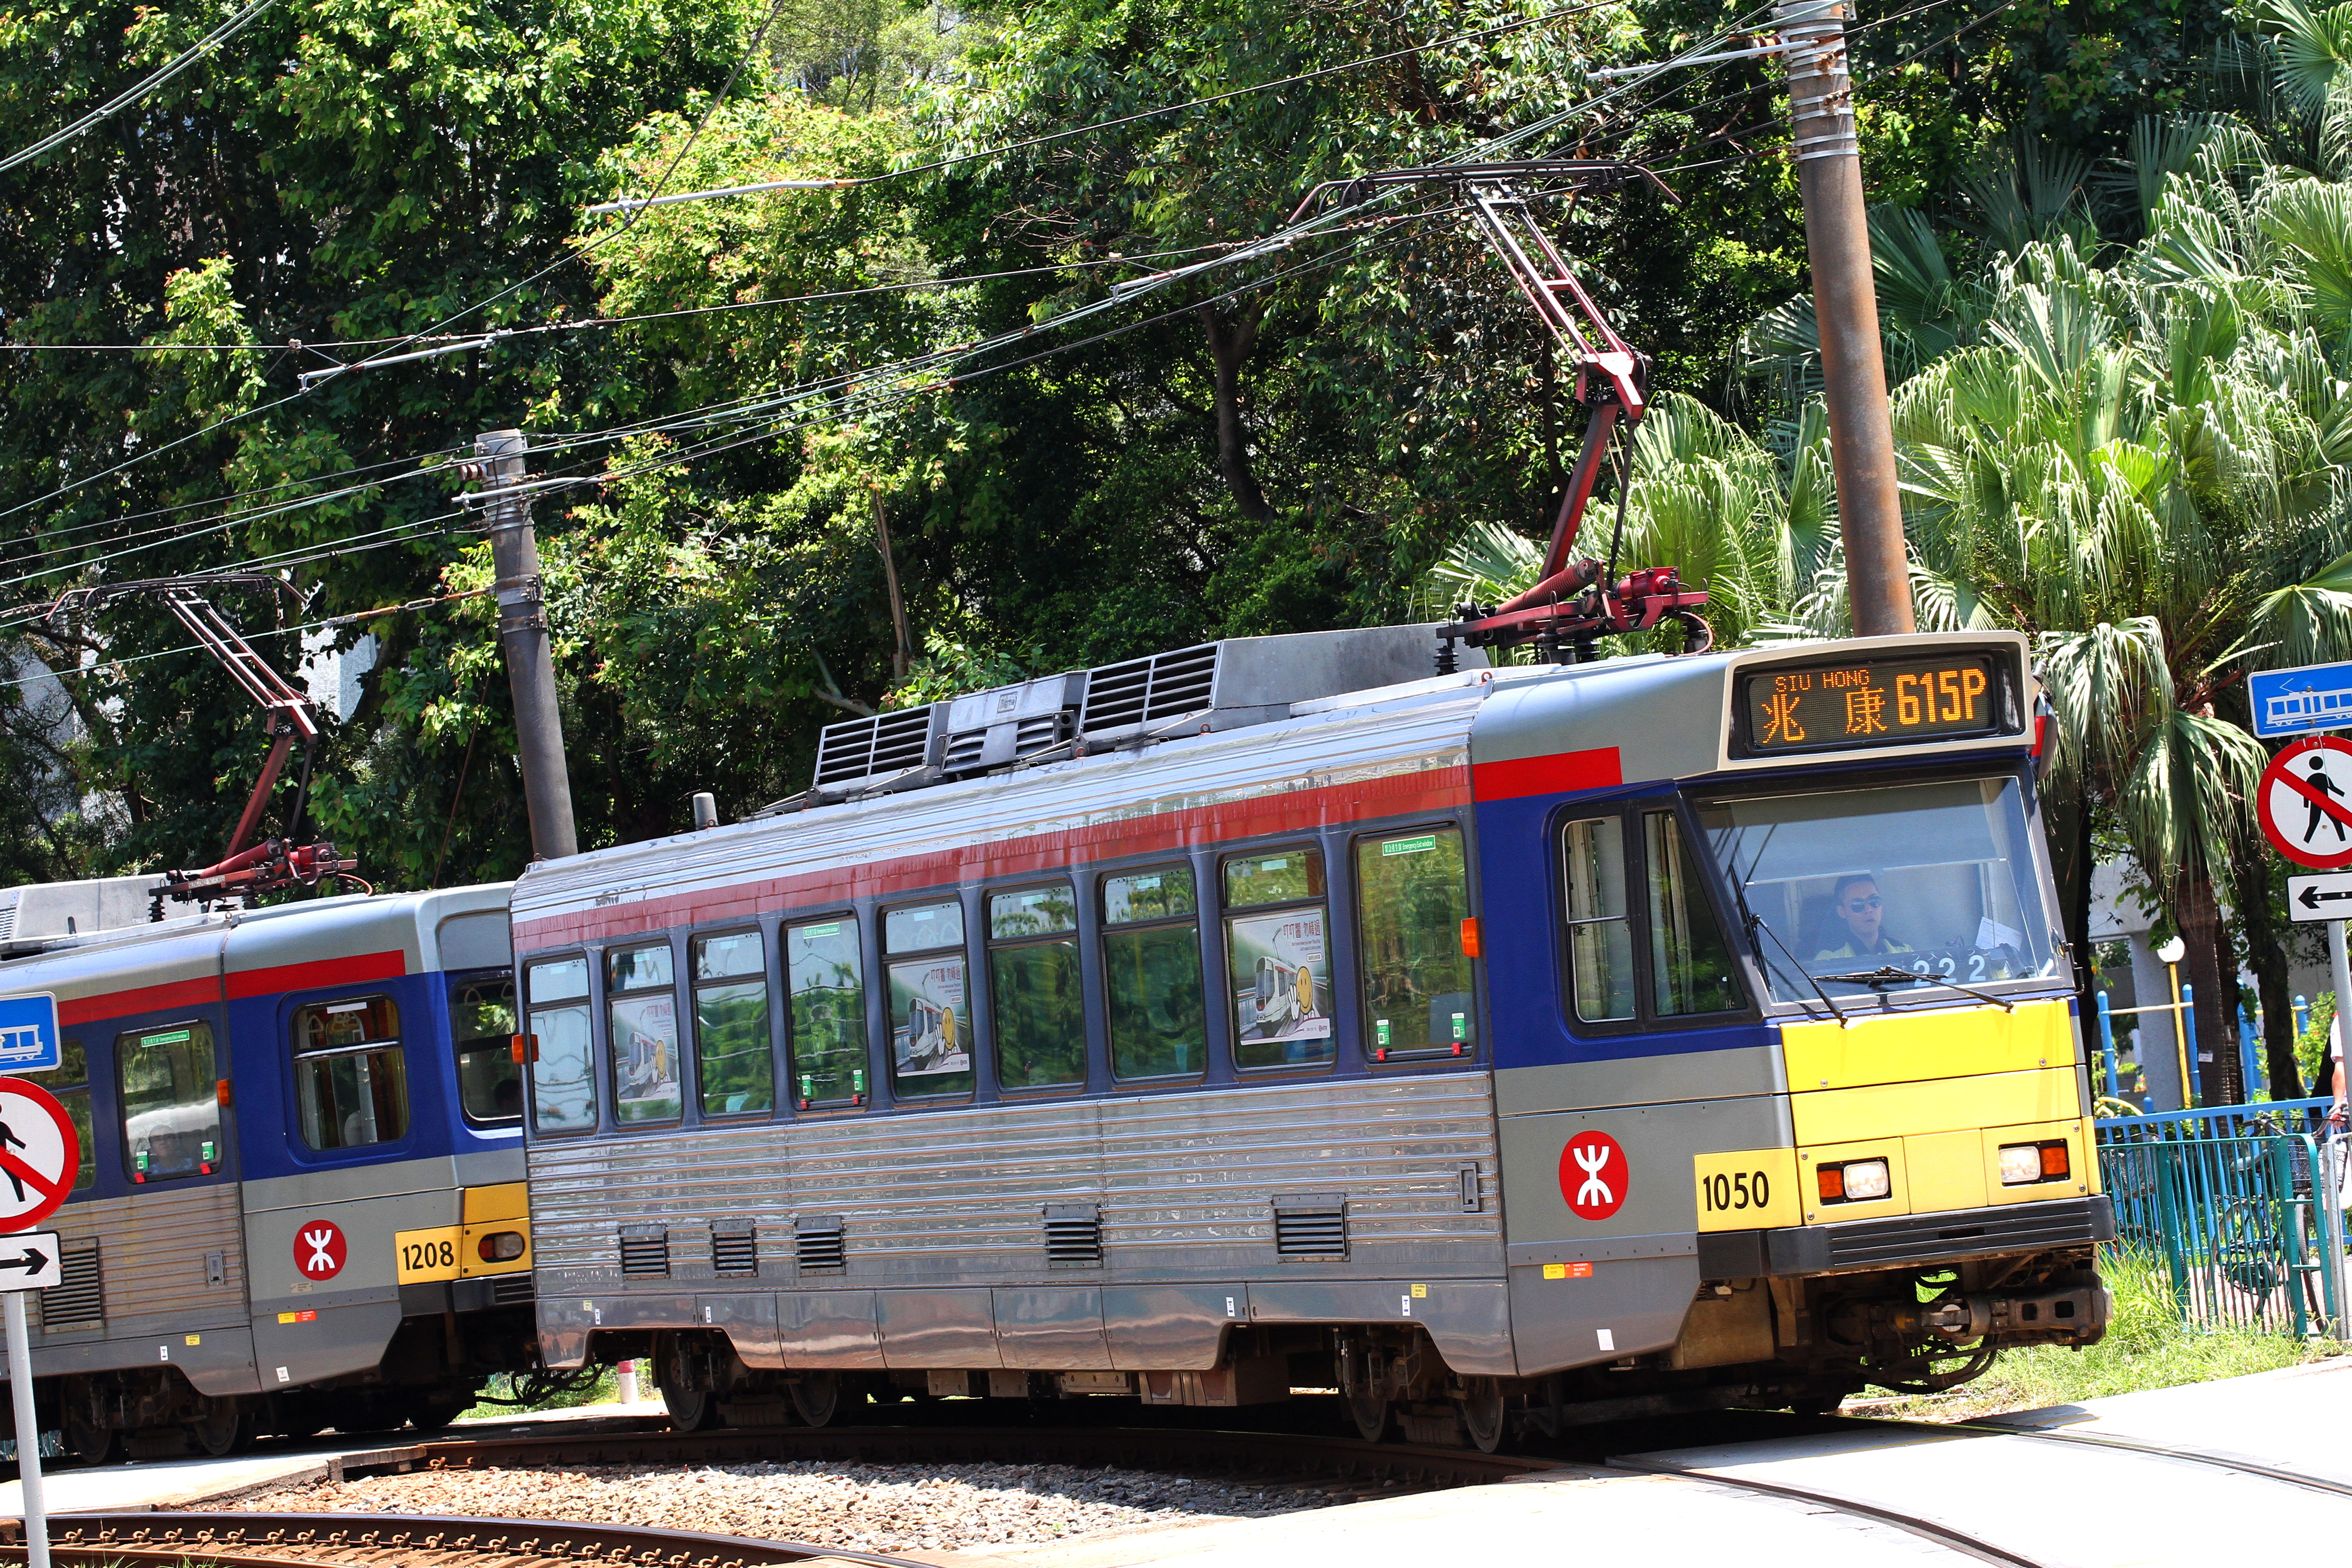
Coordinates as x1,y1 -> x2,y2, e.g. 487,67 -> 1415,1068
2099,1132 -> 2345,1336
2096,1098 -> 2334,1144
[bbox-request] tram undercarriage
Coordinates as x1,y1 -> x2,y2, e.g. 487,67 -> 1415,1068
610,1240 -> 2109,1453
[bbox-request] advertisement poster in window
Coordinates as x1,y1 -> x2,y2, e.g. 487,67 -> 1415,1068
610,995 -> 678,1119
1230,911 -> 1331,1043
891,958 -> 970,1077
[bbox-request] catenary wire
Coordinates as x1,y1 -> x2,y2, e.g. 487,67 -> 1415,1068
0,0 -> 279,176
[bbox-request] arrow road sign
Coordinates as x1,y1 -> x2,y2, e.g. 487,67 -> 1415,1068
0,1232 -> 59,1292
2254,661 -> 2352,739
2290,873 -> 2352,921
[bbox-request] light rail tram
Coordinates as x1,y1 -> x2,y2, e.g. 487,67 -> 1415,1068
508,623 -> 2112,1449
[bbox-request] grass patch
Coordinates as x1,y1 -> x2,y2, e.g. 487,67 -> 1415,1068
1859,1249 -> 2339,1421
458,1365 -> 620,1422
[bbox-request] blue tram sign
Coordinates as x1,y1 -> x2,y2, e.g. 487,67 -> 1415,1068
0,994 -> 59,1073
2251,661 -> 2352,739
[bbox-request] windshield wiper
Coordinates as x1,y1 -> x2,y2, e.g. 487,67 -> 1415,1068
1814,965 -> 2016,1013
1727,881 -> 1852,1028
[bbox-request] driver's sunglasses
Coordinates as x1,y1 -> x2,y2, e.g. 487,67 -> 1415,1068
1842,896 -> 1884,911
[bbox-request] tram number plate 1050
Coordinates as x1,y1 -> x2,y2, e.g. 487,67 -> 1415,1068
1692,1149 -> 1801,1230
1740,652 -> 2008,756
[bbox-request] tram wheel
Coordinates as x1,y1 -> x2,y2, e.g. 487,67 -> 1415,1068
62,1400 -> 117,1466
1344,1391 -> 1390,1443
189,1397 -> 253,1457
1456,1387 -> 1506,1454
662,1384 -> 720,1432
789,1372 -> 841,1428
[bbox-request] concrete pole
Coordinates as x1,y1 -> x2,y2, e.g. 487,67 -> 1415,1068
7,1291 -> 47,1568
1775,0 -> 1913,638
476,431 -> 578,862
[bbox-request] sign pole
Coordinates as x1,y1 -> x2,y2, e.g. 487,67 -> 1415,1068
5,1289 -> 44,1568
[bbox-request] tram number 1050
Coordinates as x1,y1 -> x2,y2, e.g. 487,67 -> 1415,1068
1700,1169 -> 1771,1215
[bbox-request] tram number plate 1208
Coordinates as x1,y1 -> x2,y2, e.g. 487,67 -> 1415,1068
1691,1149 -> 1800,1231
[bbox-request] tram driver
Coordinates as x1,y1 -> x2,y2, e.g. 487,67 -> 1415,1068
1812,873 -> 1914,962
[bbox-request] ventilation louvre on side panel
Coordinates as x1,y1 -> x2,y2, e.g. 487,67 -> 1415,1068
1044,1204 -> 1102,1268
1079,643 -> 1219,735
1273,1197 -> 1348,1259
795,1218 -> 846,1274
39,1241 -> 102,1332
619,1231 -> 670,1277
712,1229 -> 759,1277
492,1275 -> 537,1305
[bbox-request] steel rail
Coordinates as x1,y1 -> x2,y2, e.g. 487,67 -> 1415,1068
8,1512 -> 924,1568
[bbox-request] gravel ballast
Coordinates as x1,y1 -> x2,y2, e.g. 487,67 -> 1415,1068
225,1460 -> 1328,1553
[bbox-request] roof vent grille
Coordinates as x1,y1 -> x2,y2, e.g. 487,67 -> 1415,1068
619,1230 -> 670,1277
1274,1197 -> 1348,1259
1080,644 -> 1219,735
812,706 -> 941,790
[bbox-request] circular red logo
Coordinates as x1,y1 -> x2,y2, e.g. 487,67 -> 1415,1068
293,1218 -> 347,1280
2259,737 -> 2352,870
1559,1131 -> 1629,1220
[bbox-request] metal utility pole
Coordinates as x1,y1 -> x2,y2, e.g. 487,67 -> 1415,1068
475,430 -> 578,862
1776,0 -> 1913,638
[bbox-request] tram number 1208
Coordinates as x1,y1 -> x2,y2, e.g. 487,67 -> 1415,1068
1700,1170 -> 1771,1215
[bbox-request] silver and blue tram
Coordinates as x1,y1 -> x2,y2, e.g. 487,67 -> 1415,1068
0,879 -> 533,1458
508,624 -> 2111,1446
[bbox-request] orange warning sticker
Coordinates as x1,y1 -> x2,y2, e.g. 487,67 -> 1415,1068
276,1309 -> 318,1324
1541,1262 -> 1596,1280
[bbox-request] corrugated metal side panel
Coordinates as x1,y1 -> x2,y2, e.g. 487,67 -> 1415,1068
47,1184 -> 246,1339
527,1075 -> 1500,1292
510,689 -> 1485,936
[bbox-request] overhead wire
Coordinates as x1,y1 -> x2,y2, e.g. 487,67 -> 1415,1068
5,2 -> 1787,599
0,0 -> 279,177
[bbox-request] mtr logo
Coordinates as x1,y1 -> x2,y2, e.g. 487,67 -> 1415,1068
294,1218 -> 348,1280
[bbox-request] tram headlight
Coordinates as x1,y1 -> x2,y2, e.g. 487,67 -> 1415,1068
478,1230 -> 527,1262
1818,1157 -> 1889,1203
1999,1141 -> 2069,1186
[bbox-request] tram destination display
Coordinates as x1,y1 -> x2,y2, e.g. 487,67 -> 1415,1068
1737,650 -> 2012,757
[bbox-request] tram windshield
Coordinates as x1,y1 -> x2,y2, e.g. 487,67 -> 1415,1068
1695,774 -> 2060,1004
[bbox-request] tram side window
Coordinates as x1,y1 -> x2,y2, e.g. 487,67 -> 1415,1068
525,957 -> 596,1134
990,884 -> 1085,1091
1355,827 -> 1476,1059
20,1038 -> 94,1192
1222,848 -> 1334,1069
786,917 -> 867,1108
607,943 -> 681,1125
117,1022 -> 222,1182
1644,812 -> 1743,1017
450,975 -> 521,1124
291,995 -> 410,1150
886,899 -> 973,1097
1102,867 -> 1205,1080
694,930 -> 773,1117
1562,819 -> 1635,1023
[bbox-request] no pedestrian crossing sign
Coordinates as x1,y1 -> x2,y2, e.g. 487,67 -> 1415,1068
2259,736 -> 2352,870
2251,660 -> 2352,739
0,1078 -> 79,1233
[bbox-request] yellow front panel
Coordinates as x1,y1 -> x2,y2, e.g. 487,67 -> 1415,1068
1791,1067 -> 2079,1146
1904,1129 -> 1989,1212
1980,1119 -> 2095,1206
394,1225 -> 461,1283
1782,999 -> 2074,1091
462,1182 -> 529,1224
1798,1137 -> 1910,1225
1693,1148 -> 1803,1230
